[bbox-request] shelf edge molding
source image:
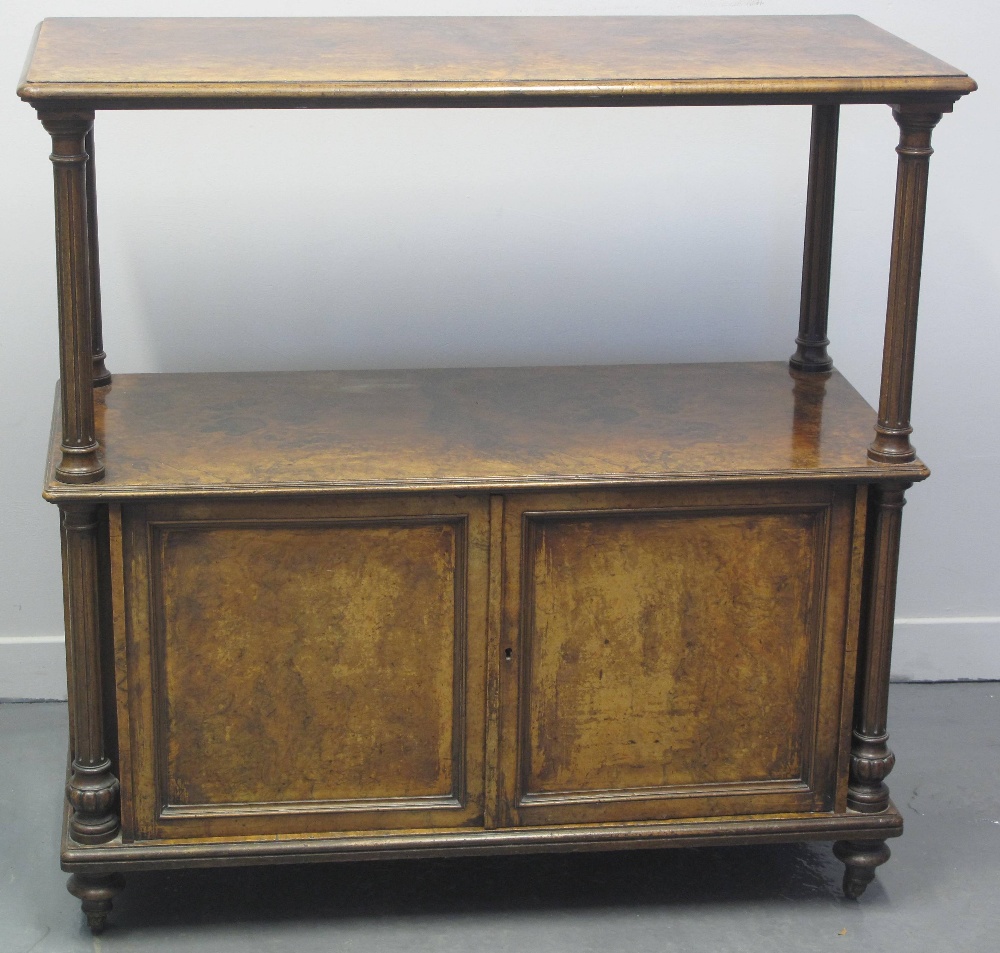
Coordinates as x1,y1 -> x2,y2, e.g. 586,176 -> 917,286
17,16 -> 977,110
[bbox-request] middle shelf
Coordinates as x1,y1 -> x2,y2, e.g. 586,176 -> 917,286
44,361 -> 927,500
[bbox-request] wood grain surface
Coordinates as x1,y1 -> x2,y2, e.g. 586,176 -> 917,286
525,510 -> 820,790
43,364 -> 929,500
119,495 -> 490,840
25,12 -> 971,921
498,483 -> 861,826
18,16 -> 975,108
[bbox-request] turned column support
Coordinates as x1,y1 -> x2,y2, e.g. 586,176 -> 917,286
869,103 -> 949,463
85,127 -> 111,388
791,103 -> 839,373
848,482 -> 909,813
39,110 -> 104,483
838,481 -> 907,897
61,502 -> 120,845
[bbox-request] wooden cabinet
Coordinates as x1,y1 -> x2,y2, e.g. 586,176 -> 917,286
18,15 -> 975,933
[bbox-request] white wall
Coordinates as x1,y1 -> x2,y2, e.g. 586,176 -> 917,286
1,1 -> 997,698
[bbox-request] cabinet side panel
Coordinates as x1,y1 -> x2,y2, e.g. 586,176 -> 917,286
108,503 -> 135,839
834,485 -> 868,813
123,504 -> 159,838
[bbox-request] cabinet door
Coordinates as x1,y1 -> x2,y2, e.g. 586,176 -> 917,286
498,483 -> 863,827
113,494 -> 489,840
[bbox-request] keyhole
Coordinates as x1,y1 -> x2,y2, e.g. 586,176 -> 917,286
504,647 -> 512,662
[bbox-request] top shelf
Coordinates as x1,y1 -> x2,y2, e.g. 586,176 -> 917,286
18,15 -> 975,110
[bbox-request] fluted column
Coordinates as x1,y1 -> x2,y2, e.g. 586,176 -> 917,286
791,103 -> 839,373
833,481 -> 910,898
869,105 -> 946,463
85,127 -> 111,387
60,502 -> 120,844
847,482 -> 910,813
39,111 -> 104,483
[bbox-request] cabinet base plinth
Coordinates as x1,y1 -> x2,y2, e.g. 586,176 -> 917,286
62,793 -> 903,877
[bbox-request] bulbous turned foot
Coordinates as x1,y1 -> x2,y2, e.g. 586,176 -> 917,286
67,872 -> 124,934
833,839 -> 890,899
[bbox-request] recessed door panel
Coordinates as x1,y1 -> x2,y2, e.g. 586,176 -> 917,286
499,484 -> 862,827
118,494 -> 489,840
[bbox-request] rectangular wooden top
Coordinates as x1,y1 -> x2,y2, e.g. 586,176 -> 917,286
44,363 -> 928,501
19,16 -> 974,109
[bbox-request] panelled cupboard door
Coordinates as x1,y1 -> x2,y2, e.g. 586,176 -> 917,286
497,483 -> 865,827
112,494 -> 490,840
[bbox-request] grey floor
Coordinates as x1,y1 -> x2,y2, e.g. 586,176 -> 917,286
2,684 -> 997,953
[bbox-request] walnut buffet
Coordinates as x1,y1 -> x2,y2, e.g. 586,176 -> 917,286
18,16 -> 976,933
